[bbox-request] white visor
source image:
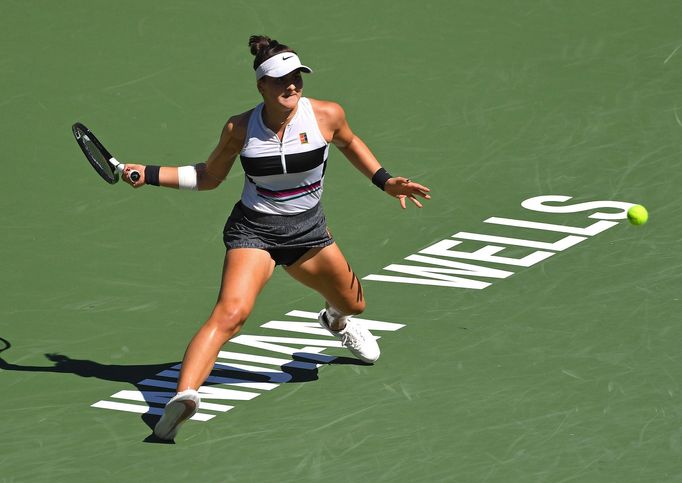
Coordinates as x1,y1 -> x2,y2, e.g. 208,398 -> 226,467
255,52 -> 313,80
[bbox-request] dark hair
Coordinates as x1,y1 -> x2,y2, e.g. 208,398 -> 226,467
248,35 -> 296,70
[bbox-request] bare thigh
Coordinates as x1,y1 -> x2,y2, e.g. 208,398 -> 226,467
213,247 -> 276,318
284,243 -> 365,314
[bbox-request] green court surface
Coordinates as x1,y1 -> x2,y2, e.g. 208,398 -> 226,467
2,1 -> 681,481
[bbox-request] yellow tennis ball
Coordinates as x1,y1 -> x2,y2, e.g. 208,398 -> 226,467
627,204 -> 648,226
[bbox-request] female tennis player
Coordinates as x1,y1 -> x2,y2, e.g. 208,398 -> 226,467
122,35 -> 431,441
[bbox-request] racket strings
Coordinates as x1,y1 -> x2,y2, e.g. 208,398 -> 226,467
74,126 -> 117,183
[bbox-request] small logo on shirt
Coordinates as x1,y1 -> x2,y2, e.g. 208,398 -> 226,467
299,132 -> 309,144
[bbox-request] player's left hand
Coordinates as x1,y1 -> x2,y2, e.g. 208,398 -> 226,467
384,177 -> 431,209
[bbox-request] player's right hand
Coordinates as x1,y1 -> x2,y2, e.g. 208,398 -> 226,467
122,164 -> 146,188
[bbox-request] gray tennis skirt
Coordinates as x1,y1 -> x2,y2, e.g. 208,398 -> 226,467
223,201 -> 334,265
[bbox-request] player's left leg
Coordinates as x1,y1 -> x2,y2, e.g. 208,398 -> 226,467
284,243 -> 379,362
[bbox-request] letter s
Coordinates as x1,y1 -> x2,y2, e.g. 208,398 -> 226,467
521,195 -> 635,220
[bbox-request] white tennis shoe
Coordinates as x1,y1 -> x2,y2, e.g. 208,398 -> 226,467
153,389 -> 200,441
318,310 -> 380,363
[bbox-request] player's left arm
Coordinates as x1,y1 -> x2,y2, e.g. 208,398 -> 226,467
313,99 -> 431,209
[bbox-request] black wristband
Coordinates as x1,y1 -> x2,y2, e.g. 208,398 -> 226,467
371,167 -> 392,191
144,165 -> 161,186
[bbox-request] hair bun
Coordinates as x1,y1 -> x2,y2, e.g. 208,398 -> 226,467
249,35 -> 272,56
248,35 -> 294,70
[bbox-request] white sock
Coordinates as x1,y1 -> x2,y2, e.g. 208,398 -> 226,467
326,304 -> 350,330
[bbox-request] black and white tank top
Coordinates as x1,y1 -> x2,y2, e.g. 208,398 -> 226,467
239,97 -> 329,215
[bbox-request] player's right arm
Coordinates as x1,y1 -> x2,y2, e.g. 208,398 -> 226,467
122,111 -> 250,191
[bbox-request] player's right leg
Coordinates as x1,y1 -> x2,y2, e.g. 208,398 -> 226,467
153,248 -> 275,440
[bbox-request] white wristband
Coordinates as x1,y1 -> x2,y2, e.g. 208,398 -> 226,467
177,165 -> 198,191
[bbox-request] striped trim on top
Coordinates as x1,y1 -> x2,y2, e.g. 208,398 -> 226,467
253,179 -> 323,202
241,145 -> 326,177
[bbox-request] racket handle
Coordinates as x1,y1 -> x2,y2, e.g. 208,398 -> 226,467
112,158 -> 140,183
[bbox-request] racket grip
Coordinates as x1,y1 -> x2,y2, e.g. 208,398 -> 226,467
112,159 -> 140,183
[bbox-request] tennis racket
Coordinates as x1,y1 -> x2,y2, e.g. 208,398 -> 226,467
72,122 -> 140,184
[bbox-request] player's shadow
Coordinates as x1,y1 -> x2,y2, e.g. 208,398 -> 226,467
0,339 -> 364,443
0,350 -> 181,441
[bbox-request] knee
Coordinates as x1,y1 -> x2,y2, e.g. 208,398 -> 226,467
207,302 -> 250,335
